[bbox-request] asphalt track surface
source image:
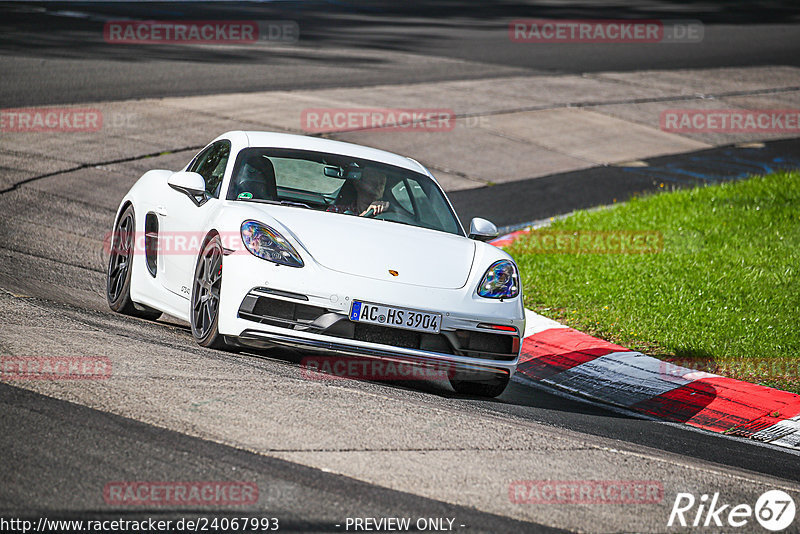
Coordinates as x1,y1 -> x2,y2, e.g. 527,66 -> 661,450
3,1 -> 800,532
1,383 -> 560,532
2,135 -> 800,530
452,137 -> 800,228
1,1 -> 800,106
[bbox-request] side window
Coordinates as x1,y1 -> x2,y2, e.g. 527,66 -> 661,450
391,181 -> 414,213
189,140 -> 231,198
405,177 -> 460,235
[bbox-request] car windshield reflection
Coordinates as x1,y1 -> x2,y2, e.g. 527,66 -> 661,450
228,148 -> 463,236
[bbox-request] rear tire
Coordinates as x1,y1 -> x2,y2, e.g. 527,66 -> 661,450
106,205 -> 162,320
190,235 -> 228,349
450,371 -> 510,398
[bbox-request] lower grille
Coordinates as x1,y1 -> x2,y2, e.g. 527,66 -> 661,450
239,293 -> 328,329
237,290 -> 517,361
322,323 -> 514,360
456,330 -> 515,355
354,323 -> 420,348
350,323 -> 454,354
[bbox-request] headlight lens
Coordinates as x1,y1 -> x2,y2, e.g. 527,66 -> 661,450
477,260 -> 519,299
240,220 -> 303,267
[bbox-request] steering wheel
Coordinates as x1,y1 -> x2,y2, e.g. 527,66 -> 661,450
363,203 -> 394,218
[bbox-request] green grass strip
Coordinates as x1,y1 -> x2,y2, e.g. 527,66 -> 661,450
508,171 -> 800,392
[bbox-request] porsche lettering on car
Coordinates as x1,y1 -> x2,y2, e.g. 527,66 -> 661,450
106,131 -> 524,396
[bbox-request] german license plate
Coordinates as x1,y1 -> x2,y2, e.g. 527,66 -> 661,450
349,301 -> 441,334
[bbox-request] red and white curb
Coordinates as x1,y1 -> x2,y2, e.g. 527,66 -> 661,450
490,225 -> 542,248
492,229 -> 800,450
514,309 -> 800,450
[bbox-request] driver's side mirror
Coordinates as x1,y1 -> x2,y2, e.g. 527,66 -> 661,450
168,171 -> 206,205
468,217 -> 499,242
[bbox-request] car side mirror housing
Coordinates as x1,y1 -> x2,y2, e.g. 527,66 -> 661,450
168,171 -> 206,204
468,217 -> 499,242
323,166 -> 342,178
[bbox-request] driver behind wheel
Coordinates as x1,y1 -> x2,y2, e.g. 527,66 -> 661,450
329,167 -> 389,216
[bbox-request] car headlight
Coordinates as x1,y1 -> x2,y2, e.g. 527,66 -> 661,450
477,260 -> 519,299
240,220 -> 304,267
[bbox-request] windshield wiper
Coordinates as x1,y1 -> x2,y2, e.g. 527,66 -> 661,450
236,198 -> 312,209
237,198 -> 279,205
278,200 -> 312,209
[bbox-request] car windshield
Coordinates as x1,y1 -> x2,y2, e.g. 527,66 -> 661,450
227,147 -> 463,236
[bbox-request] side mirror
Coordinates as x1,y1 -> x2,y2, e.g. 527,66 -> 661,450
468,217 -> 499,242
323,166 -> 342,178
168,171 -> 206,204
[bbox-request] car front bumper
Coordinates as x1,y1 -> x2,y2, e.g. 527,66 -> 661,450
217,253 -> 524,377
234,327 -> 518,378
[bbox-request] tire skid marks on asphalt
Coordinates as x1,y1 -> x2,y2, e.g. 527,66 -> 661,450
546,351 -> 702,407
758,416 -> 800,447
518,327 -> 624,381
633,376 -> 800,435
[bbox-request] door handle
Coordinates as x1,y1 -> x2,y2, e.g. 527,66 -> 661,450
156,206 -> 168,216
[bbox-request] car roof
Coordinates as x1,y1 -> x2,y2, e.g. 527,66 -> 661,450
222,131 -> 427,174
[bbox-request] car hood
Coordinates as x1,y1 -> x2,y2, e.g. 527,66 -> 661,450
263,207 -> 475,289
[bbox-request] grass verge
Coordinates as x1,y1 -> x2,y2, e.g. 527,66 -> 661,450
507,170 -> 800,393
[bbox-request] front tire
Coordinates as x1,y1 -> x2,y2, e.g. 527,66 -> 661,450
106,205 -> 162,320
450,370 -> 510,398
190,235 -> 228,349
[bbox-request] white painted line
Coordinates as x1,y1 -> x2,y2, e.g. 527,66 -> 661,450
752,419 -> 800,443
523,308 -> 566,338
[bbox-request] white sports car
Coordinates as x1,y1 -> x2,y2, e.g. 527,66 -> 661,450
107,131 -> 524,396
